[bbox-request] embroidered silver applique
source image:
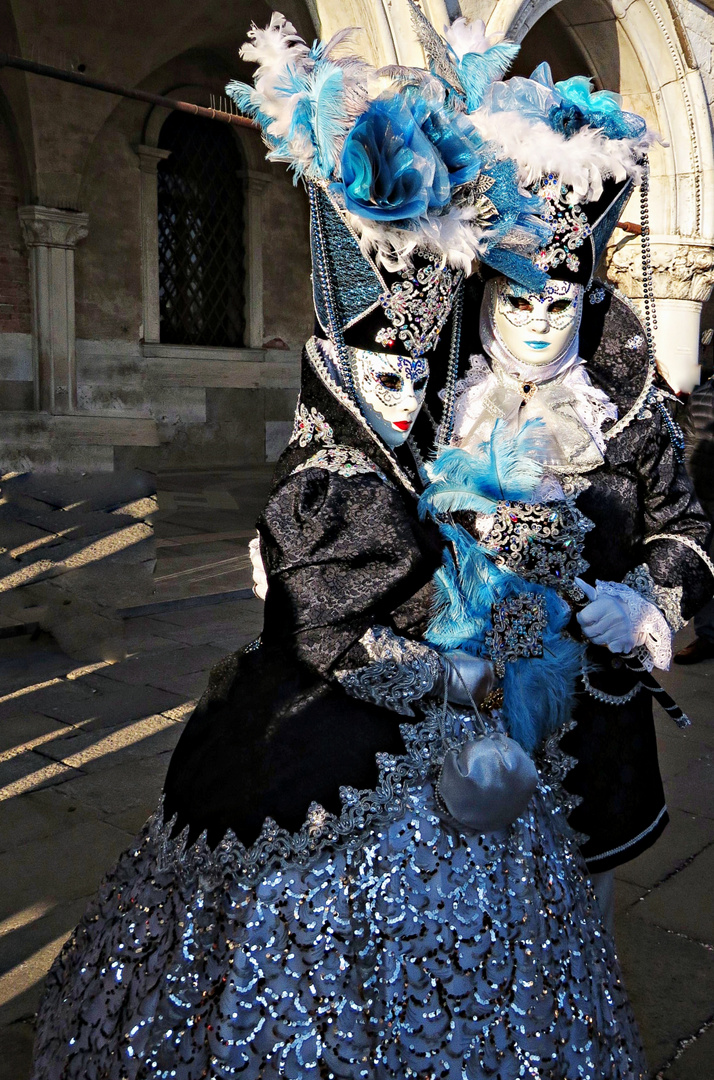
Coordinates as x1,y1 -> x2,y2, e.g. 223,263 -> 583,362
156,713 -> 444,887
533,176 -> 592,274
483,495 -> 593,601
290,402 -> 335,447
588,286 -> 606,305
293,445 -> 391,484
623,563 -> 686,634
484,594 -> 548,679
376,261 -> 463,357
335,626 -> 444,717
625,334 -> 645,351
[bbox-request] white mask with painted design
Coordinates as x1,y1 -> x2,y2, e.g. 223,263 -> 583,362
350,348 -> 429,447
493,278 -> 584,367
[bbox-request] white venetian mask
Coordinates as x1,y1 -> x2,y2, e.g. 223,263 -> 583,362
493,277 -> 584,366
350,348 -> 429,447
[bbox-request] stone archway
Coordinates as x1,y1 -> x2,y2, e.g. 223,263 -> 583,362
484,0 -> 714,389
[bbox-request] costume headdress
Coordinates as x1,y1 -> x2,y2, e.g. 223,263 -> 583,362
226,8 -> 555,410
228,7 -> 657,443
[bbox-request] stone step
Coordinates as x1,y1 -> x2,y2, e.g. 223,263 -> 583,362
0,412 -> 160,446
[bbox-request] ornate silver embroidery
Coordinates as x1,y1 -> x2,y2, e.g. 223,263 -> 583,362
376,261 -> 463,357
484,594 -> 548,679
156,713 -> 444,887
623,563 -> 686,634
290,402 -> 335,447
335,626 -> 444,717
292,445 -> 391,483
483,495 -> 592,601
533,176 -> 592,274
588,286 -> 606,304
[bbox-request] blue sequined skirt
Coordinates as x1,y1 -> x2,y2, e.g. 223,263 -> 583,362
31,719 -> 647,1079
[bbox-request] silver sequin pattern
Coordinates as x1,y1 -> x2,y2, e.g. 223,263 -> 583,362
32,705 -> 647,1080
335,626 -> 443,716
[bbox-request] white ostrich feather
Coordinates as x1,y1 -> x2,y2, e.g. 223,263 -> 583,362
472,108 -> 653,200
444,17 -> 505,59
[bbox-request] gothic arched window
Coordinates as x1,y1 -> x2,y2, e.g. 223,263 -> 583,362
157,111 -> 246,347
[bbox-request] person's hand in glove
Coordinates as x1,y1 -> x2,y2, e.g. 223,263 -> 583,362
442,650 -> 496,706
249,534 -> 268,601
575,577 -> 637,654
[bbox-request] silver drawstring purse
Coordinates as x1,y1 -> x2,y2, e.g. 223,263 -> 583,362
436,661 -> 539,834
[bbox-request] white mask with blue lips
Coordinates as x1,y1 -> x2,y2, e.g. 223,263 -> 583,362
350,348 -> 429,447
493,277 -> 584,369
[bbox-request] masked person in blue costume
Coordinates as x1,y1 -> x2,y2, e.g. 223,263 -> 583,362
32,11 -> 649,1079
418,52 -> 714,932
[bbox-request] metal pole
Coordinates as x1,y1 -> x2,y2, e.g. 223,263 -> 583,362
0,51 -> 256,129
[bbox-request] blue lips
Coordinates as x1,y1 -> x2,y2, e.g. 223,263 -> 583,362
525,340 -> 549,350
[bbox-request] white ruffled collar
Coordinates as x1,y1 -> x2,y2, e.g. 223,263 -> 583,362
451,351 -> 618,474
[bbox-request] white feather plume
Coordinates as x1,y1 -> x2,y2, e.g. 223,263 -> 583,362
444,17 -> 505,59
471,107 -> 654,200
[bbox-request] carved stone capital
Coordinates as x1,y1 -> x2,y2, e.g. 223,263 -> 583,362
606,238 -> 714,303
18,205 -> 89,251
135,144 -> 172,174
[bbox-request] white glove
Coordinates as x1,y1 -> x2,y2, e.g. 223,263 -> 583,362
249,534 -> 268,601
575,576 -> 673,670
576,578 -> 637,654
442,650 -> 496,706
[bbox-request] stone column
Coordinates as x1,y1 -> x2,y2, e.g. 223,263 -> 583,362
607,238 -> 714,393
240,169 -> 271,349
18,205 -> 89,413
135,145 -> 172,344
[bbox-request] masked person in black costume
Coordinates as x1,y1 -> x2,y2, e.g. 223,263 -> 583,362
31,12 -> 650,1080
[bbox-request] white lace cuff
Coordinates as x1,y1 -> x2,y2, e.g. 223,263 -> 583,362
596,579 -> 673,671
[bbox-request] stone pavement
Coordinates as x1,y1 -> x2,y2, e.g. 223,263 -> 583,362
0,466 -> 712,1079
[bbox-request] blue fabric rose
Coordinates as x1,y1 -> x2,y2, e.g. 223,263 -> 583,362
337,93 -> 449,221
335,90 -> 486,222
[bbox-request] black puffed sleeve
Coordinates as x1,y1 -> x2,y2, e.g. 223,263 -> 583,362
258,467 -> 442,679
636,410 -> 713,621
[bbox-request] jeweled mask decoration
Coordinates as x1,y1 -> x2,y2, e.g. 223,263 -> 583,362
492,277 -> 584,366
350,348 -> 429,447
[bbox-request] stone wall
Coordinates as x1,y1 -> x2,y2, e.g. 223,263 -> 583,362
0,105 -> 32,411
0,0 -> 313,471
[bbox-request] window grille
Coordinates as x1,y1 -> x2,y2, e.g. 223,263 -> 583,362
157,111 -> 246,347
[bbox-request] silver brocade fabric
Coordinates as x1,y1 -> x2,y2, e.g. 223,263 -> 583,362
32,711 -> 647,1080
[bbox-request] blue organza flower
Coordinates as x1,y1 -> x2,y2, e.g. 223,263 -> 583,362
337,93 -> 450,221
532,62 -> 647,140
336,90 -> 486,222
401,87 -> 486,188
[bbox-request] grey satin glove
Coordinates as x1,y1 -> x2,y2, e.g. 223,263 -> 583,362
442,650 -> 496,706
575,577 -> 637,654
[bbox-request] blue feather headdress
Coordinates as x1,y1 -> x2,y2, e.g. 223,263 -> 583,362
226,12 -> 551,286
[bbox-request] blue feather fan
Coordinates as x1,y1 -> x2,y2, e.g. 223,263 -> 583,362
419,420 -> 546,519
423,426 -> 584,753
